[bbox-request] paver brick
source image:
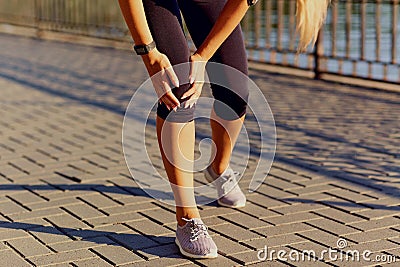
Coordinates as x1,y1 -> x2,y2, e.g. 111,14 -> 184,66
349,216 -> 400,231
78,193 -> 121,210
91,245 -> 145,265
355,208 -> 400,220
136,243 -> 180,260
194,254 -> 241,266
211,235 -> 252,256
343,228 -> 400,244
271,202 -> 329,215
247,194 -> 290,210
254,184 -> 296,200
49,236 -> 115,252
119,254 -> 193,267
0,199 -> 29,215
239,202 -> 281,219
7,207 -> 63,221
29,226 -> 72,245
266,211 -> 320,226
245,234 -> 306,250
46,212 -> 91,230
29,249 -> 97,266
73,257 -> 113,267
86,212 -> 144,227
64,202 -> 107,220
325,189 -> 377,203
138,208 -> 177,226
0,249 -> 31,267
305,218 -> 361,236
312,208 -> 366,225
287,184 -> 340,196
7,236 -> 52,257
125,219 -> 173,236
297,230 -> 352,248
254,222 -> 314,237
345,239 -> 400,253
28,197 -> 83,210
228,249 -> 265,265
210,223 -> 262,242
107,231 -> 160,250
0,228 -> 29,241
6,190 -> 47,206
222,212 -> 272,230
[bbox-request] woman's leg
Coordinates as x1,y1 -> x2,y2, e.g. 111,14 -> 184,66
210,111 -> 245,174
142,0 -> 199,226
178,0 -> 249,176
156,117 -> 200,224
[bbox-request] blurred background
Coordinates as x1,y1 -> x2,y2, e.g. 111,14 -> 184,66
0,0 -> 399,86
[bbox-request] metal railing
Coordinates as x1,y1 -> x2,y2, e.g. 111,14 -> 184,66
243,0 -> 400,83
0,0 -> 399,84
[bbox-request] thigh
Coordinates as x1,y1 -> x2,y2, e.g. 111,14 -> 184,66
142,0 -> 190,66
178,0 -> 249,120
177,0 -> 248,74
143,0 -> 192,120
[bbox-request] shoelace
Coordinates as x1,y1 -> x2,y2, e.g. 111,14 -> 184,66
182,218 -> 210,242
220,171 -> 240,194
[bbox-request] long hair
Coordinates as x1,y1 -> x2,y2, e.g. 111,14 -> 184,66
296,0 -> 331,51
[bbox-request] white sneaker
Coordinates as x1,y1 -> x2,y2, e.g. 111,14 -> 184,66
204,165 -> 246,208
175,218 -> 218,258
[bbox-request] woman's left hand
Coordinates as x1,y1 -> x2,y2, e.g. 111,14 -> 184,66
181,53 -> 207,108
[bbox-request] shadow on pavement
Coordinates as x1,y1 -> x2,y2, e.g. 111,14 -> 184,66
0,220 -> 181,259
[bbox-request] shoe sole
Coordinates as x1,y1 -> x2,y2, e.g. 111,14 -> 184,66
204,168 -> 246,209
217,199 -> 246,208
175,238 -> 218,259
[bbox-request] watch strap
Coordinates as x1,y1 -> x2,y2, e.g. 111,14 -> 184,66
133,41 -> 156,55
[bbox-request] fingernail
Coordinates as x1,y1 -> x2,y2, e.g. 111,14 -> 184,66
189,77 -> 195,84
173,106 -> 177,112
181,95 -> 188,99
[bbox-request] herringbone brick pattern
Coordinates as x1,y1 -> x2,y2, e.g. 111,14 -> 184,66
0,34 -> 399,266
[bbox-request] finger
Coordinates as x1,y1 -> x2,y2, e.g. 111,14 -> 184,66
181,85 -> 196,99
152,77 -> 166,100
189,60 -> 198,85
160,96 -> 173,111
165,91 -> 180,108
185,85 -> 202,108
158,83 -> 175,110
165,66 -> 180,88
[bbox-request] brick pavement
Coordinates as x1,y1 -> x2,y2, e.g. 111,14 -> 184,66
0,33 -> 399,266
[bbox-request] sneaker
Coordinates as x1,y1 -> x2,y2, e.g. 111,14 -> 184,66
175,218 -> 218,258
204,165 -> 246,208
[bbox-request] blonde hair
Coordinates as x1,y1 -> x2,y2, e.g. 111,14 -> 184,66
296,0 -> 331,51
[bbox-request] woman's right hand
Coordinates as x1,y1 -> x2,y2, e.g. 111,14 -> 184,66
141,48 -> 180,111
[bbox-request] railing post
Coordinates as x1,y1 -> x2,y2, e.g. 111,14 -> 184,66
34,0 -> 42,38
313,29 -> 324,80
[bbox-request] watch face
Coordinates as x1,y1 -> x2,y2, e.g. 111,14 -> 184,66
247,0 -> 259,6
134,41 -> 155,55
137,47 -> 146,54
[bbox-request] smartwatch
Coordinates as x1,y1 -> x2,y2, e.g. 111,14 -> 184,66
133,41 -> 156,55
247,0 -> 259,6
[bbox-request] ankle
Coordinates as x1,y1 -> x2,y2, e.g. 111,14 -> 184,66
176,207 -> 201,226
211,162 -> 228,176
